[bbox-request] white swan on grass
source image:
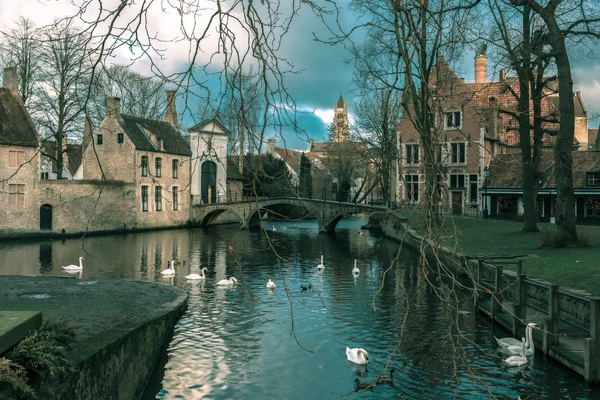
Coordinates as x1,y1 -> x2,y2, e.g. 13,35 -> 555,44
217,277 -> 238,286
266,279 -> 276,289
346,347 -> 369,365
316,255 -> 325,271
503,338 -> 528,367
495,322 -> 539,350
185,267 -> 208,280
62,257 -> 84,271
161,260 -> 176,276
506,323 -> 539,356
352,259 -> 360,275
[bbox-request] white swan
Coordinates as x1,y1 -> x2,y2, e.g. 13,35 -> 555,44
346,347 -> 369,365
185,267 -> 208,280
316,255 -> 325,271
506,323 -> 539,356
352,259 -> 360,275
217,276 -> 238,286
503,338 -> 528,367
495,322 -> 539,350
266,279 -> 276,289
161,260 -> 176,276
62,257 -> 84,271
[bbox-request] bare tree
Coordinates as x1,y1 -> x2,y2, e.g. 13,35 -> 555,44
0,17 -> 40,105
32,20 -> 92,179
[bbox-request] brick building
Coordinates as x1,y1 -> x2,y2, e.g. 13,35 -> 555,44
395,53 -> 589,214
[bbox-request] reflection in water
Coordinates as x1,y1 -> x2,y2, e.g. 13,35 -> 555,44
0,219 -> 594,399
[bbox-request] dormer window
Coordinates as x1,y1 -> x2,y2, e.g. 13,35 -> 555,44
445,111 -> 462,129
587,172 -> 600,187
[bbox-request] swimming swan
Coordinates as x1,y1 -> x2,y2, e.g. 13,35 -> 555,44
346,347 -> 369,365
217,277 -> 238,286
266,279 -> 276,289
161,260 -> 176,276
185,267 -> 208,280
506,323 -> 539,356
316,255 -> 325,271
62,257 -> 84,271
495,322 -> 538,350
352,259 -> 360,275
503,338 -> 528,367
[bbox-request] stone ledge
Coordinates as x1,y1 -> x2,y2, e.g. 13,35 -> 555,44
0,310 -> 42,355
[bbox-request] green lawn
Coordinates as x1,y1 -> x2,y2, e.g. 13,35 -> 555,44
396,211 -> 600,296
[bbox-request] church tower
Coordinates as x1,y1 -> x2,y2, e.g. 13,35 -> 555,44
332,94 -> 349,142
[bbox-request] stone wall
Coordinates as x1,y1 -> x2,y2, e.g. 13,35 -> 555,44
40,288 -> 187,400
38,180 -> 138,234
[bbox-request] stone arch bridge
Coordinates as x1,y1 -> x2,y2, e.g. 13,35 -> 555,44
190,198 -> 388,233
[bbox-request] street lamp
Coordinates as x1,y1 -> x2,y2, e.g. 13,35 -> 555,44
483,166 -> 489,218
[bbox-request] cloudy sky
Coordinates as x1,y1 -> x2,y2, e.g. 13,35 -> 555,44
3,0 -> 599,151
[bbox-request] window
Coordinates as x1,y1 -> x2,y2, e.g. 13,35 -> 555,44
406,174 -> 419,202
155,158 -> 162,178
450,174 -> 465,189
41,172 -> 49,180
97,134 -> 103,145
172,186 -> 179,211
155,186 -> 162,211
117,133 -> 124,144
445,111 -> 462,129
451,142 -> 466,164
9,151 -> 25,168
141,186 -> 148,212
141,156 -> 148,177
585,198 -> 600,217
405,144 -> 419,165
8,184 -> 25,211
587,173 -> 600,187
172,160 -> 179,179
469,174 -> 478,202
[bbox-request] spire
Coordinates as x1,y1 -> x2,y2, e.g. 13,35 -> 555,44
337,94 -> 344,109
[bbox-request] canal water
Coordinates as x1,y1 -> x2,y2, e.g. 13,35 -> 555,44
0,217 -> 597,399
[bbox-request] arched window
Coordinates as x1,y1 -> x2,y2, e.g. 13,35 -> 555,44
201,161 -> 217,204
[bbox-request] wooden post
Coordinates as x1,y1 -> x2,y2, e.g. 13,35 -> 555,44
543,284 -> 559,355
588,297 -> 600,383
511,260 -> 525,336
492,265 -> 503,321
475,260 -> 483,309
585,338 -> 594,383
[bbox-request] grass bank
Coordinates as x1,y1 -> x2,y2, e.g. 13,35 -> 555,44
397,211 -> 600,296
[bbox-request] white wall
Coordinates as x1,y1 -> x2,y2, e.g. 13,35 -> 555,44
189,122 -> 228,204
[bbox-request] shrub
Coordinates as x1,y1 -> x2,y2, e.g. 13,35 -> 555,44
0,358 -> 36,400
540,228 -> 591,249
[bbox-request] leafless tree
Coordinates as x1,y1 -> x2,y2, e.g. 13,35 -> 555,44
0,17 -> 40,105
32,20 -> 92,179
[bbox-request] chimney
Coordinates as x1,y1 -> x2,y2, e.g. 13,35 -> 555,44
2,67 -> 19,98
165,90 -> 178,128
82,113 -> 93,150
106,96 -> 121,117
500,69 -> 507,81
489,97 -> 498,138
266,139 -> 276,155
474,55 -> 487,83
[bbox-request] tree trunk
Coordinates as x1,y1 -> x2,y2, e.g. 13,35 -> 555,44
543,16 -> 578,246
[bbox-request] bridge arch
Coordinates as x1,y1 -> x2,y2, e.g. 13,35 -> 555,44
247,199 -> 324,231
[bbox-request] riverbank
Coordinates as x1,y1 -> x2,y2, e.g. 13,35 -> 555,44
391,211 -> 600,296
0,275 -> 187,399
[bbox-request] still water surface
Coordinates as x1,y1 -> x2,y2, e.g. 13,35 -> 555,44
0,218 -> 597,399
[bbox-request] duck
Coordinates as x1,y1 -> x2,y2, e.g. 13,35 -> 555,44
62,257 -> 84,271
506,323 -> 539,356
217,277 -> 238,286
266,279 -> 276,289
495,322 -> 538,350
316,255 -> 325,271
352,259 -> 360,275
300,283 -> 313,292
161,260 -> 176,276
346,347 -> 369,365
375,368 -> 395,384
503,337 -> 528,367
185,267 -> 208,280
354,378 -> 374,392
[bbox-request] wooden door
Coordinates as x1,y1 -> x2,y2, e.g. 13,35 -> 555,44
452,192 -> 463,215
